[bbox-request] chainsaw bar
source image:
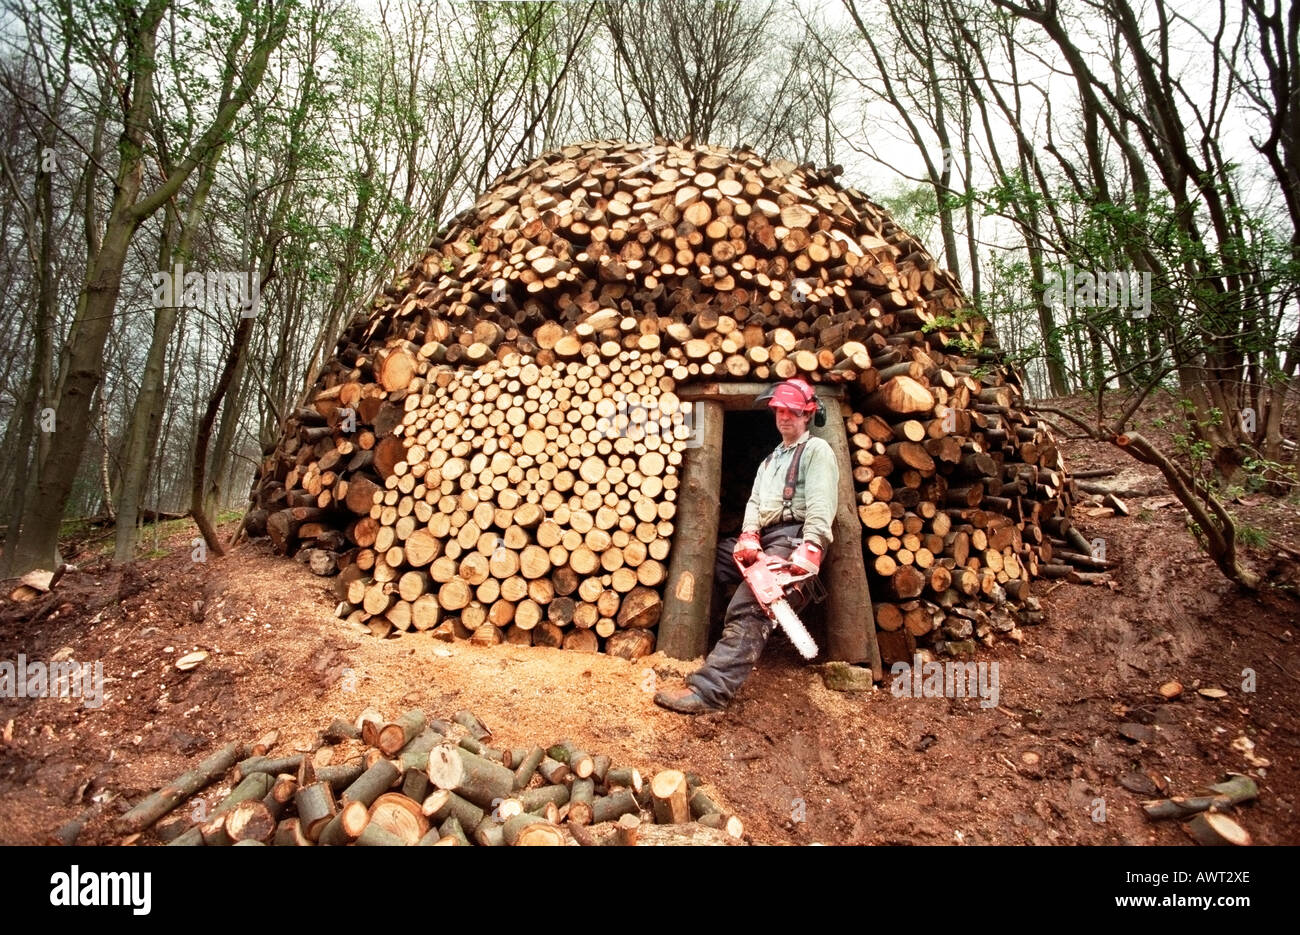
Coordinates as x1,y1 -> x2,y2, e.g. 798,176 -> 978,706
736,552 -> 821,660
771,597 -> 819,660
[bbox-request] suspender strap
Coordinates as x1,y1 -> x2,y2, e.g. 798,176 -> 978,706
781,440 -> 807,520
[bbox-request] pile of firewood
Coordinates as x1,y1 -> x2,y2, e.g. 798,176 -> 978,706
296,350 -> 685,657
841,359 -> 1074,659
247,137 -> 1079,659
104,710 -> 743,847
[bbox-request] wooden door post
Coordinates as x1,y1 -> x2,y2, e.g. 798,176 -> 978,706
658,399 -> 724,659
813,393 -> 882,679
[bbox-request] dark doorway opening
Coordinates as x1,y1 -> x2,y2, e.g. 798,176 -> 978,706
717,409 -> 780,537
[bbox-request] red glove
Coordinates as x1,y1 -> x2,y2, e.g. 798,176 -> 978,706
733,531 -> 761,566
790,540 -> 824,575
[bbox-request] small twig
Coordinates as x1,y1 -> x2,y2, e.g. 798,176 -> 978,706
1268,654 -> 1300,682
1271,540 -> 1300,561
1022,403 -> 1100,439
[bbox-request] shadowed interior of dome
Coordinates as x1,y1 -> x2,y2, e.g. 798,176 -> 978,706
718,410 -> 780,538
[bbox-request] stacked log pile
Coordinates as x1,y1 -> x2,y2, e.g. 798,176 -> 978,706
841,352 -> 1078,660
113,710 -> 743,847
247,137 -> 1075,659
261,346 -> 689,655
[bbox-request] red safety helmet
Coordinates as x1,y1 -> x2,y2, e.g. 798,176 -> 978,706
757,377 -> 826,426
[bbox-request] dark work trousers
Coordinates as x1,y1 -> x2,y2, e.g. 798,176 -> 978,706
687,521 -> 818,708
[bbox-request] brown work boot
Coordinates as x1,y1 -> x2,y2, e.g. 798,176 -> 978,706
653,684 -> 724,714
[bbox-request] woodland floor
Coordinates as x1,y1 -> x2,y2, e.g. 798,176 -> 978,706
1,393 -> 1298,846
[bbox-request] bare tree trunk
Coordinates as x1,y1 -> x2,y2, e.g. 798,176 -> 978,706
191,311 -> 257,556
205,348 -> 248,517
113,211 -> 178,561
97,383 -> 114,520
0,114 -> 59,575
115,149 -> 222,562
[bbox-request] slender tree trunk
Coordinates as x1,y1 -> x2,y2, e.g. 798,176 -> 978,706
205,349 -> 248,516
191,312 -> 257,555
0,118 -> 59,576
115,148 -> 222,562
114,215 -> 179,561
1026,239 -> 1069,396
97,384 -> 114,519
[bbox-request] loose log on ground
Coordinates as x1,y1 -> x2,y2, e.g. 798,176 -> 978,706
341,759 -> 400,808
368,792 -> 430,844
504,813 -> 566,846
651,769 -> 691,824
590,789 -> 640,825
1186,812 -> 1252,846
294,782 -> 338,841
1142,774 -> 1258,821
512,746 -> 546,790
422,789 -> 485,830
568,778 -> 596,826
118,740 -> 246,834
426,744 -> 515,808
225,800 -> 276,843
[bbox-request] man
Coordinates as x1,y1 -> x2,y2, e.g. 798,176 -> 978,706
654,377 -> 839,714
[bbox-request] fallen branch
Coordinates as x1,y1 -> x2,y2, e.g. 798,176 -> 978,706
1141,773 -> 1258,821
116,740 -> 248,834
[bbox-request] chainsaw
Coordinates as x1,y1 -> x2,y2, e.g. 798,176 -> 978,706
735,544 -> 824,660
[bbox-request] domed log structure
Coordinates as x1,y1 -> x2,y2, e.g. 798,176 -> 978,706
249,139 -> 1074,672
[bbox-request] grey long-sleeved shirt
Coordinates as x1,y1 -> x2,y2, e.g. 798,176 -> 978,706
741,430 -> 839,549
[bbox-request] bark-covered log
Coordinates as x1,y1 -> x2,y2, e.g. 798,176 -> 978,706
1142,774 -> 1258,821
590,789 -> 639,824
294,782 -> 337,841
340,758 -> 400,807
118,740 -> 246,834
568,778 -> 596,826
518,783 -> 570,812
651,769 -> 691,824
426,744 -> 515,808
422,789 -> 485,830
1186,812 -> 1252,846
512,745 -> 546,790
503,813 -> 566,846
378,708 -> 427,756
436,814 -> 472,847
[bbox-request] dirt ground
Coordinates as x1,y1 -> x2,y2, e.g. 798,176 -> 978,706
1,399 -> 1297,846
